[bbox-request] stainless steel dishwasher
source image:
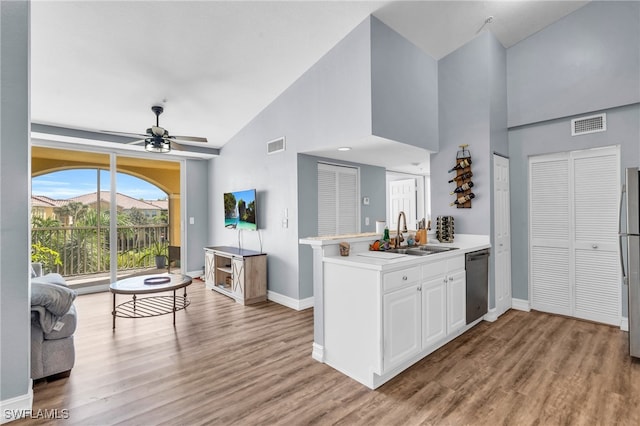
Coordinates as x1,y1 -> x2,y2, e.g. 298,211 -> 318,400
465,249 -> 490,324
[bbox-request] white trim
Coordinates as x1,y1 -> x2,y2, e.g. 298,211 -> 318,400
621,317 -> 629,332
511,298 -> 531,312
483,308 -> 499,322
0,384 -> 33,424
267,291 -> 313,311
312,343 -> 325,362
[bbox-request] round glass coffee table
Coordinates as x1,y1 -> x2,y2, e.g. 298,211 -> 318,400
109,274 -> 192,329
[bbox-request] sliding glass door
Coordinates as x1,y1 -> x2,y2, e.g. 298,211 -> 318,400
31,146 -> 182,290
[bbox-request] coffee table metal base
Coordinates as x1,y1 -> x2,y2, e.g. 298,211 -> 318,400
110,274 -> 192,329
112,292 -> 190,327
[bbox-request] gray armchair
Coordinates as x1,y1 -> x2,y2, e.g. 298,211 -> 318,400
30,263 -> 77,380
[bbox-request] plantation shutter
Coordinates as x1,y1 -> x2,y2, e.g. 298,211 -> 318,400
317,163 -> 359,236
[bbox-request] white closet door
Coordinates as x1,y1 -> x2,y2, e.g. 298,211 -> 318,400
317,163 -> 359,236
530,154 -> 571,316
529,146 -> 621,326
572,147 -> 620,325
493,155 -> 512,317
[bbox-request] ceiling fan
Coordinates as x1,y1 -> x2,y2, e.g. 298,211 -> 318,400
114,105 -> 208,153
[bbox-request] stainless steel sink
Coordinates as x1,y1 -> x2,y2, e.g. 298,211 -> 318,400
388,245 -> 459,256
414,245 -> 459,253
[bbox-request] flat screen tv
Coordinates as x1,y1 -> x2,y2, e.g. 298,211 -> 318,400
224,189 -> 257,231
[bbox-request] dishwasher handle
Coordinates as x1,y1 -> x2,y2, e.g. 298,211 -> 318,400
466,249 -> 490,262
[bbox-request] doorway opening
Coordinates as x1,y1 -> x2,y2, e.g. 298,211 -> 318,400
31,146 -> 182,292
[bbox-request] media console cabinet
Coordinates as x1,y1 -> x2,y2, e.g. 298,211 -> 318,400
204,246 -> 267,305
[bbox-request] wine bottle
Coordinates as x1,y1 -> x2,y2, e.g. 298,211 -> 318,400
448,171 -> 473,183
450,181 -> 474,194
450,193 -> 475,206
448,158 -> 472,173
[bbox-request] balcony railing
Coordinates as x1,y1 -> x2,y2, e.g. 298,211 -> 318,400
32,224 -> 169,277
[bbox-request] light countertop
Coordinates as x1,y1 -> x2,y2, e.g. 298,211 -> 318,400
321,234 -> 491,272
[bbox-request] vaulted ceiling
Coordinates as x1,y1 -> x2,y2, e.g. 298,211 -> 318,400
30,1 -> 589,169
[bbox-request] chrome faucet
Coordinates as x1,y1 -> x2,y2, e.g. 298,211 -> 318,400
396,211 -> 408,248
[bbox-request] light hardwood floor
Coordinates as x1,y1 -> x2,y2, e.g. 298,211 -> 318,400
17,280 -> 640,425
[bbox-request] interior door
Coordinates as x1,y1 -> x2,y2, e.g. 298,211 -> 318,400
572,148 -> 620,325
530,153 -> 572,316
529,146 -> 621,326
389,178 -> 416,231
493,154 -> 512,317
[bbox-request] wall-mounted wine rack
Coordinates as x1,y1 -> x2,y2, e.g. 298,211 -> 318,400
449,144 -> 474,208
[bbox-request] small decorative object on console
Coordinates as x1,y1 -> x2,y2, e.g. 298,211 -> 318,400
339,242 -> 350,256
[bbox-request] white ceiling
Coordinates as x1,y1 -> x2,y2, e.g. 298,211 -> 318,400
30,0 -> 589,171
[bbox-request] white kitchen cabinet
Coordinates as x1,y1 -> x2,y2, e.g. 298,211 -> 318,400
322,249 -> 477,389
421,256 -> 466,349
447,270 -> 467,333
421,275 -> 447,348
383,284 -> 421,370
382,256 -> 466,371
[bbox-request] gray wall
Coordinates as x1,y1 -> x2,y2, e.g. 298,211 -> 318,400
507,1 -> 640,314
509,104 -> 640,310
432,31 -> 508,311
209,18 -> 373,300
433,32 -> 493,236
184,159 -> 209,273
1,0 -> 31,404
507,1 -> 640,127
370,16 -> 438,151
297,154 -> 386,299
209,16 -> 433,302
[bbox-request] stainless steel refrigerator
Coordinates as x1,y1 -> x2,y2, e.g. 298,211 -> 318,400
620,167 -> 640,357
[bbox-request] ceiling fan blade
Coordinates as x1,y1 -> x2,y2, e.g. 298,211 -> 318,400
169,135 -> 208,143
99,130 -> 149,139
127,139 -> 146,145
169,140 -> 186,151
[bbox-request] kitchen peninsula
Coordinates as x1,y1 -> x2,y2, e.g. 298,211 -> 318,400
300,233 -> 490,389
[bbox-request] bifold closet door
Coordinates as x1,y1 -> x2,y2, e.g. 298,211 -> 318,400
530,154 -> 571,316
529,146 -> 621,326
572,149 -> 620,325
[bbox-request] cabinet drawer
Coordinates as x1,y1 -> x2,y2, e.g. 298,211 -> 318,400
421,260 -> 446,280
383,267 -> 420,293
447,255 -> 465,272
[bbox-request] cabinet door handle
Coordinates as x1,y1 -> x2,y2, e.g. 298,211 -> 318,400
417,286 -> 422,292
592,244 -> 598,249
402,276 -> 408,281
448,276 -> 453,282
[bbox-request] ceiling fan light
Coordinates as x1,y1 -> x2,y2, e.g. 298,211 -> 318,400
144,138 -> 171,153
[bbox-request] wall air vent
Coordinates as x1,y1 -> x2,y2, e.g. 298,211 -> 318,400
571,113 -> 606,136
267,137 -> 286,155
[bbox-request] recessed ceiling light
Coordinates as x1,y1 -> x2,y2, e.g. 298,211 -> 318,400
337,147 -> 351,151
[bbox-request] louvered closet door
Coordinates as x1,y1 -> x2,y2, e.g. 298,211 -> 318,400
572,148 -> 620,325
529,146 -> 621,326
317,163 -> 359,236
530,154 -> 571,316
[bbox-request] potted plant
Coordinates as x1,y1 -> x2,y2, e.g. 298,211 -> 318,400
143,239 -> 169,269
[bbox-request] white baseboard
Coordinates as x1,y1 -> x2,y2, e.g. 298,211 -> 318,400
511,298 -> 531,312
1,384 -> 33,424
312,343 -> 324,362
484,308 -> 499,322
621,317 -> 629,331
267,291 -> 313,311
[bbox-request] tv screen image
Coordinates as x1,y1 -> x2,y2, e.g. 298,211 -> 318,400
224,189 -> 257,231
